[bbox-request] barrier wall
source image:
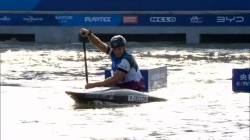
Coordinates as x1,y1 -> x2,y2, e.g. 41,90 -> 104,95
0,0 -> 250,11
1,14 -> 250,26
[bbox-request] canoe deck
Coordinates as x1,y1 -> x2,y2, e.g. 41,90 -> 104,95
65,88 -> 167,104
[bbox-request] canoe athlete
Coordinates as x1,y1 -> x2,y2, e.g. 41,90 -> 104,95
79,28 -> 145,91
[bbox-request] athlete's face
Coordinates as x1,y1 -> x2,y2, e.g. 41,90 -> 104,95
113,46 -> 125,58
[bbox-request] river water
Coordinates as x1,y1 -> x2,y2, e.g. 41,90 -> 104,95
1,41 -> 249,140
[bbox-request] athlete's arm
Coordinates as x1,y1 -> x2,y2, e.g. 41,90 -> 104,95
85,58 -> 130,89
80,28 -> 109,53
87,33 -> 109,54
85,70 -> 126,89
97,58 -> 130,87
98,70 -> 126,87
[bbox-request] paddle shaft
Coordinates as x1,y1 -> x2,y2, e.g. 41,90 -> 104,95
82,36 -> 89,84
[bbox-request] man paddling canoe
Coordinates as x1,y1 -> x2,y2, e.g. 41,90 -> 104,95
79,28 -> 145,91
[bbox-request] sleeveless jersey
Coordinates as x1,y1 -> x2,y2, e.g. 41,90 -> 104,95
106,47 -> 145,91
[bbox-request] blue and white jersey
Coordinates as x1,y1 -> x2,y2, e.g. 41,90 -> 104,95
106,47 -> 143,84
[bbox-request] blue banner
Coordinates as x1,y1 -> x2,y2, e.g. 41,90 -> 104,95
55,14 -> 122,26
1,14 -> 250,26
1,0 -> 249,11
232,69 -> 250,92
0,14 -> 60,26
131,14 -> 250,26
0,14 -> 122,26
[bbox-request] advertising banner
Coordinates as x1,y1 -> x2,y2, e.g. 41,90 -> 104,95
1,14 -> 250,26
123,14 -> 250,26
0,14 -> 60,26
232,69 -> 250,92
0,14 -> 122,26
55,14 -> 122,26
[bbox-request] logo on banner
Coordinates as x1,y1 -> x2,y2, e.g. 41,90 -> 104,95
236,81 -> 250,86
23,16 -> 43,22
150,17 -> 176,22
239,74 -> 250,80
0,16 -> 11,21
123,15 -> 138,23
236,74 -> 250,86
85,17 -> 111,22
190,16 -> 203,23
217,16 -> 244,23
55,16 -> 73,23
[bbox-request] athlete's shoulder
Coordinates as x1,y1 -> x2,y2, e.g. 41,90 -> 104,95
123,52 -> 134,60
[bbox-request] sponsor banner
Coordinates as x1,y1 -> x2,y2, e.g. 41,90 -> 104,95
232,69 -> 250,92
82,14 -> 122,26
54,14 -> 121,26
0,16 -> 11,21
0,16 -> 11,25
0,14 -> 122,26
1,14 -> 250,26
131,14 -> 250,26
1,0 -> 249,11
0,14 -> 60,26
123,15 -> 138,24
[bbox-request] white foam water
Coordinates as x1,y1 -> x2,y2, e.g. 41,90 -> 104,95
1,42 -> 249,140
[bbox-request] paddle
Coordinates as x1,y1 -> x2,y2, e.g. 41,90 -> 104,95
82,34 -> 88,84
